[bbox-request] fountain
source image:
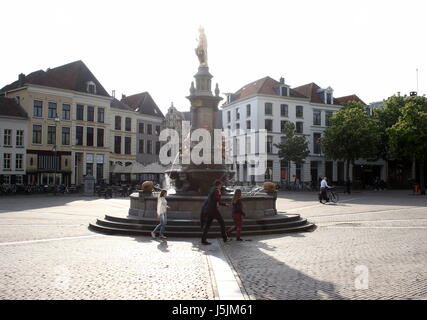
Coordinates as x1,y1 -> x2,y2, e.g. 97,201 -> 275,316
89,28 -> 315,237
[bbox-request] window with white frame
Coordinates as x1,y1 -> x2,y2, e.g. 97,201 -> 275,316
16,154 -> 23,170
87,81 -> 96,94
16,175 -> 23,184
281,104 -> 288,117
296,105 -> 304,118
296,121 -> 303,134
3,153 -> 11,169
313,110 -> 321,126
16,130 -> 24,147
265,103 -> 273,115
3,175 -> 11,184
267,136 -> 273,153
280,86 -> 288,96
4,129 -> 12,146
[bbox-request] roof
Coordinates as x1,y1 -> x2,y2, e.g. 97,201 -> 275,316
228,77 -> 366,107
334,94 -> 366,106
110,98 -> 133,111
228,76 -> 306,103
1,60 -> 110,97
0,97 -> 28,119
121,92 -> 164,118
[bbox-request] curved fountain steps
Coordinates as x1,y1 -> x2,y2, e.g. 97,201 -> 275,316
88,212 -> 316,237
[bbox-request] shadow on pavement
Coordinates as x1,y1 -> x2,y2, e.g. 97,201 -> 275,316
221,234 -> 345,300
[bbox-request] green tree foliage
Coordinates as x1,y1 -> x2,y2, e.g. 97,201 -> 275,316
274,121 -> 309,183
373,95 -> 406,160
387,96 -> 427,193
320,101 -> 380,179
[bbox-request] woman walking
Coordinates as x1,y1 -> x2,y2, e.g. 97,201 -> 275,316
227,189 -> 246,241
151,190 -> 169,239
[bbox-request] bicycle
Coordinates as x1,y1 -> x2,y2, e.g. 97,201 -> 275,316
319,187 -> 339,204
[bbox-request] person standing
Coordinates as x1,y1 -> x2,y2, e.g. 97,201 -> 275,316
151,190 -> 169,239
227,189 -> 246,241
345,177 -> 351,194
319,177 -> 331,203
201,180 -> 230,245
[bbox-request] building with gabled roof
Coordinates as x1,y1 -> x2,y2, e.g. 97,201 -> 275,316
1,60 -> 113,186
221,76 -> 386,186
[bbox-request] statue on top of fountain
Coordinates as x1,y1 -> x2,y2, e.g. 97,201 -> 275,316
195,26 -> 208,66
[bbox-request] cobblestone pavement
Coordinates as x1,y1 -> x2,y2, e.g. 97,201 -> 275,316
0,191 -> 426,299
223,190 -> 427,300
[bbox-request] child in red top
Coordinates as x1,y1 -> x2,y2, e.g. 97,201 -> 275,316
227,189 -> 245,241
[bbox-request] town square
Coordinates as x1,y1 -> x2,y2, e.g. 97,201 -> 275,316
0,0 -> 426,304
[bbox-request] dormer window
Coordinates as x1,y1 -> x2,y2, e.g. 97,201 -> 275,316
280,86 -> 289,97
87,81 -> 96,94
326,92 -> 332,104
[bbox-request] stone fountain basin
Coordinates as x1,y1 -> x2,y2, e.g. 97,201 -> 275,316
129,191 -> 277,220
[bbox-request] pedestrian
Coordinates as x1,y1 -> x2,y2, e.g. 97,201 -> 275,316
319,176 -> 331,203
227,189 -> 246,241
345,177 -> 351,194
201,180 -> 230,245
151,189 -> 169,240
373,177 -> 380,191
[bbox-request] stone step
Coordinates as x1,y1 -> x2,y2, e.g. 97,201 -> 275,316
104,212 -> 301,226
95,217 -> 308,232
88,222 -> 316,237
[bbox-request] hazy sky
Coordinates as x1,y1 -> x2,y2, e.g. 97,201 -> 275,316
1,0 -> 426,115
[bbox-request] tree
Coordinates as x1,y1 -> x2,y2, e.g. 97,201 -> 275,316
373,95 -> 406,161
387,96 -> 427,194
274,121 -> 310,185
320,101 -> 380,181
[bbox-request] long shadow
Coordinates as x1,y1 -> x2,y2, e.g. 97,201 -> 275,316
191,231 -> 344,300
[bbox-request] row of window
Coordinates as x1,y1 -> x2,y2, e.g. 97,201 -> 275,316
138,122 -> 161,135
33,100 -> 105,123
229,111 -> 334,134
0,175 -> 24,184
114,136 -> 132,155
1,129 -> 24,147
115,116 -> 132,131
232,132 -> 322,155
228,104 -> 334,127
1,153 -> 24,170
138,139 -> 161,155
32,125 -> 104,147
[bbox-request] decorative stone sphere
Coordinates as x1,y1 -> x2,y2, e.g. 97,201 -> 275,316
141,181 -> 154,193
263,182 -> 276,193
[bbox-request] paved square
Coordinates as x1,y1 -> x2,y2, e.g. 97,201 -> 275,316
0,191 -> 426,300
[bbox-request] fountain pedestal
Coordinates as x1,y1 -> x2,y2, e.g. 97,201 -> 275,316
128,191 -> 277,220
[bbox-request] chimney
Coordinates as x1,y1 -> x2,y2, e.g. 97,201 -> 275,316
280,77 -> 285,84
112,90 -> 116,98
18,73 -> 25,87
121,94 -> 126,100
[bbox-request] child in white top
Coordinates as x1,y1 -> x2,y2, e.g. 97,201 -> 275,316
151,190 -> 169,239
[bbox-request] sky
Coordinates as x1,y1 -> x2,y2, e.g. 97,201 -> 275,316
1,0 -> 426,115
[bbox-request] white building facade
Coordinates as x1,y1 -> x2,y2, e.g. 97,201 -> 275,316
0,97 -> 28,185
222,77 -> 376,187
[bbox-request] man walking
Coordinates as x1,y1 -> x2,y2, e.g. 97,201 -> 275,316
201,180 -> 230,245
320,176 -> 331,203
